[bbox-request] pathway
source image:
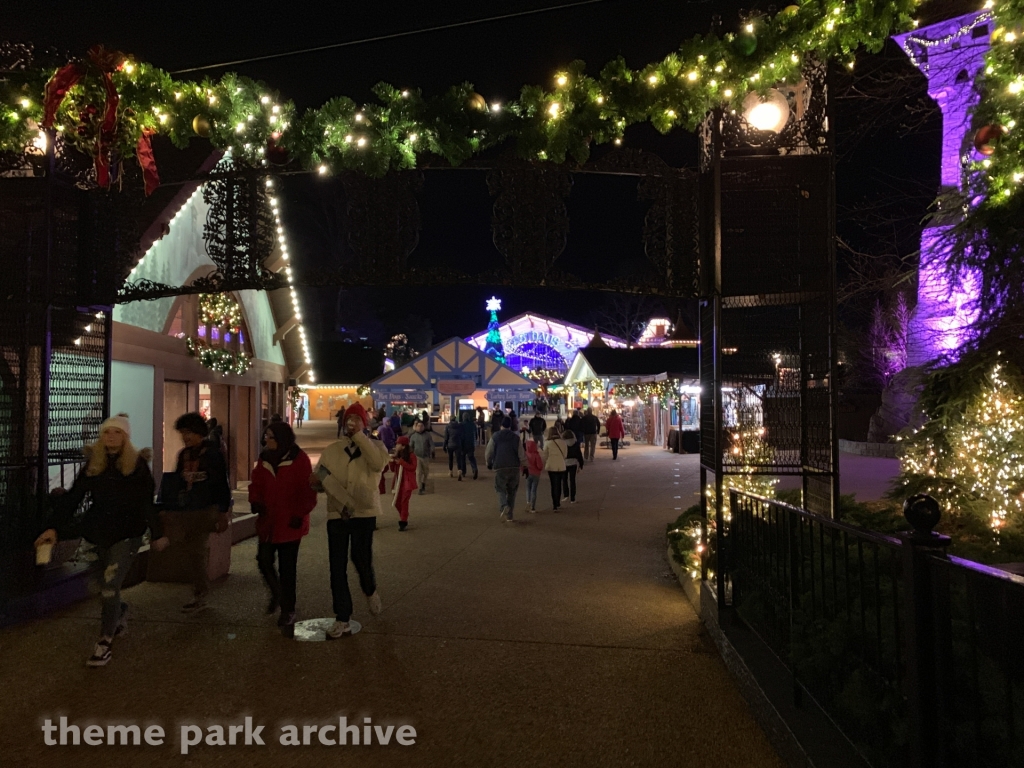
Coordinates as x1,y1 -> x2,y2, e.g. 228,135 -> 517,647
1,421 -> 784,768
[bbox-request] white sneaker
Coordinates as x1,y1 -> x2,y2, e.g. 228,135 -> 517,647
86,638 -> 112,667
499,505 -> 510,519
367,592 -> 382,615
326,620 -> 352,639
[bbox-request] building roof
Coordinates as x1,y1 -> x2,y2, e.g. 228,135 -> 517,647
371,337 -> 534,392
465,312 -> 628,351
565,347 -> 699,384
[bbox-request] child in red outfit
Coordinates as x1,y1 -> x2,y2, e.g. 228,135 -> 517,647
388,436 -> 418,531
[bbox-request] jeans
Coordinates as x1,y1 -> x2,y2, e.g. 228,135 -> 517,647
494,467 -> 520,517
531,433 -> 545,449
562,464 -> 578,502
327,516 -> 377,622
584,434 -> 597,461
526,474 -> 540,508
257,540 -> 301,613
95,537 -> 142,637
610,438 -> 620,460
548,471 -> 565,509
448,449 -> 457,474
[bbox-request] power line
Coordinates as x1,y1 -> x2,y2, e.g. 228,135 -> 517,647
170,0 -> 611,75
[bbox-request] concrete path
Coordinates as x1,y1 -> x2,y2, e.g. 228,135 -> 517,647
1,421 -> 784,768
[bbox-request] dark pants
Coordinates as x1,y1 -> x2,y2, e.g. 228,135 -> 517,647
257,540 -> 301,613
448,449 -> 458,473
562,464 -> 578,502
327,517 -> 377,622
611,438 -> 620,460
548,471 -> 565,509
462,447 -> 478,475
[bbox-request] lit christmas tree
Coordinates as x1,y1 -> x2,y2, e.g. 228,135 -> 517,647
897,361 -> 1024,531
484,296 -> 506,363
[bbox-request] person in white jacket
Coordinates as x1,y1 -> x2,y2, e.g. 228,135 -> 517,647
312,402 -> 389,639
541,427 -> 569,511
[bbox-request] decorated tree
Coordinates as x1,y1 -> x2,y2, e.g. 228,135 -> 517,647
484,296 -> 506,364
895,354 -> 1024,538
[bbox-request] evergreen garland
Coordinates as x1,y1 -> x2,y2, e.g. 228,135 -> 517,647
1,1 -> 921,174
186,336 -> 252,376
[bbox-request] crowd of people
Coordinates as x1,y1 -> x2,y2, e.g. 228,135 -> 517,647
33,401 -> 627,665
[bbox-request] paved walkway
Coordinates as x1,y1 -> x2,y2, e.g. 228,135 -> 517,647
1,421 -> 783,768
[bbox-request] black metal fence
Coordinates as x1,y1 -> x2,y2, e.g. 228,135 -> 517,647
725,489 -> 1024,768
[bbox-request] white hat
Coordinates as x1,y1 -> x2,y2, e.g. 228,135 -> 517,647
99,413 -> 131,439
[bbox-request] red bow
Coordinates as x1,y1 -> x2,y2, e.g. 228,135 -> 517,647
42,46 -> 137,191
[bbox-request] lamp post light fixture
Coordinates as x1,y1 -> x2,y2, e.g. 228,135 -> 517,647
741,89 -> 791,133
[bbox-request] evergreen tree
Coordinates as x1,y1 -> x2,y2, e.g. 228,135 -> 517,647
484,296 -> 506,363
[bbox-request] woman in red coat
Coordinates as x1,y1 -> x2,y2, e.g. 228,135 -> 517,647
605,409 -> 625,461
389,436 -> 419,531
249,421 -> 317,637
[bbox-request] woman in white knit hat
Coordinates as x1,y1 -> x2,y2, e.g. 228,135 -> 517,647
34,413 -> 167,667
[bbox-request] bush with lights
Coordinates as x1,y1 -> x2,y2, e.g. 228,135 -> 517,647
893,350 -> 1024,561
186,336 -> 252,376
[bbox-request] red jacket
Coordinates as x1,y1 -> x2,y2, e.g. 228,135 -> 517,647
249,448 -> 317,543
388,455 -> 419,494
525,442 -> 545,476
605,414 -> 625,439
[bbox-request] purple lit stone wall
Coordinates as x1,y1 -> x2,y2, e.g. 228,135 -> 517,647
893,11 -> 991,365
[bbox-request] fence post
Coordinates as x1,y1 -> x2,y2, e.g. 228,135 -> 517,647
899,494 -> 952,768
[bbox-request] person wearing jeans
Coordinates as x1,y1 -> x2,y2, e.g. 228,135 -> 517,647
35,413 -> 165,667
250,421 -> 317,638
460,411 -> 479,479
542,427 -> 569,511
314,403 -> 389,639
485,416 -> 526,521
524,439 -> 545,512
605,409 -> 625,461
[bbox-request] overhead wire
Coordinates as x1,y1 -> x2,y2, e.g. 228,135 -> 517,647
170,0 -> 612,74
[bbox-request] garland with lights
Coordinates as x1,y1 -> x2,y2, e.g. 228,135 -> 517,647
1,1 -> 923,186
186,336 -> 252,376
613,379 -> 681,402
199,292 -> 242,330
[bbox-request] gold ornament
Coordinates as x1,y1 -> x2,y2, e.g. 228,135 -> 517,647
192,115 -> 212,137
780,5 -> 800,16
466,93 -> 488,112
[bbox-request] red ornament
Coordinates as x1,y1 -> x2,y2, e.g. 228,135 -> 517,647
974,124 -> 1005,156
266,137 -> 290,166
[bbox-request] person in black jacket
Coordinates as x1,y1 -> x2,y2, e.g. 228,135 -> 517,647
562,431 -> 585,504
582,408 -> 601,462
529,411 -> 547,448
34,414 -> 165,667
169,412 -> 232,613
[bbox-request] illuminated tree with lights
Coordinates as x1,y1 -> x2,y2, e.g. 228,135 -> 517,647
896,358 -> 1024,532
484,296 -> 506,364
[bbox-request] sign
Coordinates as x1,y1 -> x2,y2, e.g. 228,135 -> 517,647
373,390 -> 426,403
437,379 -> 476,396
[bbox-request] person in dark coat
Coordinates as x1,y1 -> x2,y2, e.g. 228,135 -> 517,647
249,421 -> 317,638
35,414 -> 164,667
460,410 -> 479,480
490,407 -> 504,442
444,417 -> 464,479
565,410 -> 584,446
563,431 -> 585,503
529,411 -> 547,448
582,408 -> 601,461
169,412 -> 232,613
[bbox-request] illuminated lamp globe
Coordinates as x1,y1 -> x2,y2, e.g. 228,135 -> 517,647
742,89 -> 790,133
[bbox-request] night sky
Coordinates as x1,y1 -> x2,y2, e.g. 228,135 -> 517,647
4,0 -> 940,350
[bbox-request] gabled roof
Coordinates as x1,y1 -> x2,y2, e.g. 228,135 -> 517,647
371,337 -> 534,390
565,347 -> 699,384
466,312 -> 628,350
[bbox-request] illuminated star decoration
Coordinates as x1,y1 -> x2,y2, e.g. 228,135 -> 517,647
486,296 -> 502,313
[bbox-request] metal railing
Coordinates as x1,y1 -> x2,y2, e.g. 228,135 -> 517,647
723,489 -> 1024,768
